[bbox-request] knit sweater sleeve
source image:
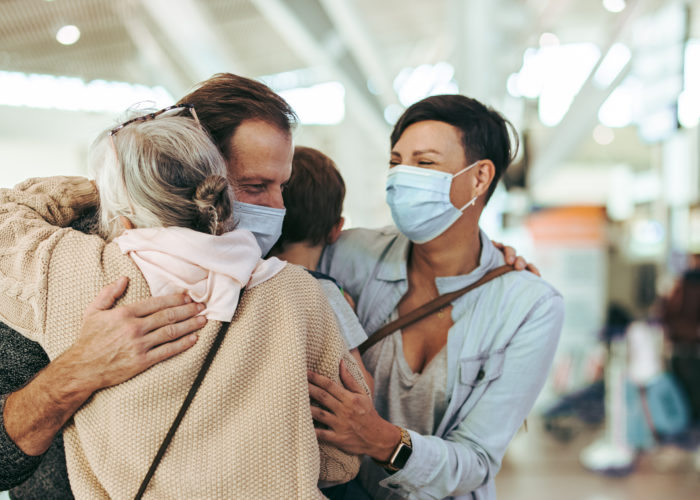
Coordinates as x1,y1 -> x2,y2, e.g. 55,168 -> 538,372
305,284 -> 370,485
0,176 -> 98,342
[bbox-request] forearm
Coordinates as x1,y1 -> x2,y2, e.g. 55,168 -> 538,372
1,176 -> 97,227
0,177 -> 98,340
4,349 -> 98,456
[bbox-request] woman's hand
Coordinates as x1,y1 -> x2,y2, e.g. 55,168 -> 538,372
308,360 -> 400,461
492,240 -> 541,276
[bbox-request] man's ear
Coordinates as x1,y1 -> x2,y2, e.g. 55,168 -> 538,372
474,160 -> 496,198
119,216 -> 134,230
327,217 -> 345,244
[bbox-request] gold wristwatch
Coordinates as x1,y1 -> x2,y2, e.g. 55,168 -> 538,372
376,426 -> 413,472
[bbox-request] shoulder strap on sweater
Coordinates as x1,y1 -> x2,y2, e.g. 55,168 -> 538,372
134,318 -> 231,499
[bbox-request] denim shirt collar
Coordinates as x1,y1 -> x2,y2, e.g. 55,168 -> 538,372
375,228 -> 503,286
375,231 -> 410,282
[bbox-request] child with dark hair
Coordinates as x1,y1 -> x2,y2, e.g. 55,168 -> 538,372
270,146 -> 371,386
271,146 -> 346,275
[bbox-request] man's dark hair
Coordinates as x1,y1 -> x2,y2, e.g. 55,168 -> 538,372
390,94 -> 518,201
274,146 -> 346,249
178,73 -> 298,161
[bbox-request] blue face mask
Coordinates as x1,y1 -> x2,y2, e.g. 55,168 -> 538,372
385,162 -> 479,244
229,201 -> 286,256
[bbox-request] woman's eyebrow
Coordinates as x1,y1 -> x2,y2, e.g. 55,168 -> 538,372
412,149 -> 442,156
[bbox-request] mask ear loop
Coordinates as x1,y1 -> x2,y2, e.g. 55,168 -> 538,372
458,196 -> 478,211
453,159 -> 481,178
454,160 -> 482,211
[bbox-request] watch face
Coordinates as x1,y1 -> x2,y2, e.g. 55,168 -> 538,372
392,443 -> 413,469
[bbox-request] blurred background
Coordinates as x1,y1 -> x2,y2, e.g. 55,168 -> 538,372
1,0 -> 699,498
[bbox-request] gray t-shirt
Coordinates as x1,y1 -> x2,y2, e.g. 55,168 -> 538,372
358,321 -> 448,500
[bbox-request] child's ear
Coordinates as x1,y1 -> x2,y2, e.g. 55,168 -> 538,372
327,217 -> 345,244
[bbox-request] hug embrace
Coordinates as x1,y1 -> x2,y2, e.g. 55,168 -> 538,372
0,73 -> 562,500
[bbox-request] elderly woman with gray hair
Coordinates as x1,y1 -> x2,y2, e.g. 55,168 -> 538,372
0,105 -> 366,499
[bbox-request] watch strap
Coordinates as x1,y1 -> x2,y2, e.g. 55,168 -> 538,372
375,426 -> 413,472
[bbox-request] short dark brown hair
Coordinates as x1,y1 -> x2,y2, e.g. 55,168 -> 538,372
391,94 -> 518,202
178,73 -> 298,160
275,146 -> 346,249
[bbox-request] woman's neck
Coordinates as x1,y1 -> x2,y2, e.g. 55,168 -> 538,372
409,219 -> 482,278
270,241 -> 324,271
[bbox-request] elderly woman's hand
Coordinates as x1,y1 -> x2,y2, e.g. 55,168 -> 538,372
308,360 -> 400,461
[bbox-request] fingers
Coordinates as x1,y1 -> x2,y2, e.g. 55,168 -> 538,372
339,360 -> 365,394
308,380 -> 343,413
139,302 -> 205,334
310,405 -> 339,431
526,262 -> 542,277
126,292 -> 193,317
85,277 -> 129,315
315,427 -> 339,445
143,314 -> 207,349
145,333 -> 199,367
491,240 -> 504,250
513,256 -> 527,271
308,370 -> 349,402
502,245 -> 517,266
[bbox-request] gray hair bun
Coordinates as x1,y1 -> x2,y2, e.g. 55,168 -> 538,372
193,175 -> 232,235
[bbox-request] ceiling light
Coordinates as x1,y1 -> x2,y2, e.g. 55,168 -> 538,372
278,81 -> 345,125
603,0 -> 626,13
678,90 -> 700,128
383,104 -> 404,125
0,71 -> 174,112
593,124 -> 614,145
598,77 -> 639,128
539,33 -> 559,48
56,25 -> 80,45
393,62 -> 458,108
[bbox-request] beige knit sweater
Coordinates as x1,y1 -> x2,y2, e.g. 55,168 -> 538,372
0,176 -> 366,499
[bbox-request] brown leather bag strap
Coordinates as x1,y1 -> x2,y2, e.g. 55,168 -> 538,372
134,319 -> 231,500
358,265 -> 515,355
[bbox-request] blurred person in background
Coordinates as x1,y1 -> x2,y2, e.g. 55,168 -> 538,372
310,94 -> 565,500
0,106 -> 366,498
663,254 -> 700,425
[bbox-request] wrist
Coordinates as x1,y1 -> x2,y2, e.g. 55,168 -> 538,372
4,358 -> 95,456
369,421 -> 402,462
51,347 -> 103,400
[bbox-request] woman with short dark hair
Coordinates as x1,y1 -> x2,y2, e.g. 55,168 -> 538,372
311,94 -> 565,499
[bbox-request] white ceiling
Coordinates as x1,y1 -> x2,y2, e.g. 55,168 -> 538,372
0,0 -> 696,225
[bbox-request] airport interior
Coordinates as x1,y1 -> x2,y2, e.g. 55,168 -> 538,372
1,0 -> 699,498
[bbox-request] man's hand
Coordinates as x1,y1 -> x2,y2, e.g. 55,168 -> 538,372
492,241 -> 541,276
4,277 -> 205,456
69,276 -> 206,391
308,361 -> 399,461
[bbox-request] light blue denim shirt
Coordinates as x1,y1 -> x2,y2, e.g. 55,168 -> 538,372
319,227 -> 564,500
